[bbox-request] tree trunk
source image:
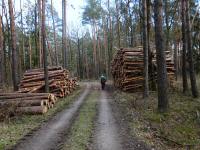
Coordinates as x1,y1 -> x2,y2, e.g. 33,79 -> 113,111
164,0 -> 170,52
38,0 -> 43,67
41,0 -> 49,93
142,0 -> 149,98
174,41 -> 178,80
0,14 -> 4,87
154,0 -> 168,112
77,38 -> 81,78
181,0 -> 188,93
8,0 -> 18,91
185,0 -> 198,97
34,0 -> 38,67
92,21 -> 97,78
115,0 -> 121,48
62,0 -> 67,68
103,17 -> 109,77
51,0 -> 58,66
2,0 -> 8,85
29,35 -> 32,69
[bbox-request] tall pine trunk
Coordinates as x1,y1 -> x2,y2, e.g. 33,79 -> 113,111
0,14 -> 4,87
42,0 -> 49,92
115,0 -> 121,48
51,0 -> 58,66
8,0 -> 18,91
181,0 -> 188,93
38,0 -> 43,67
142,0 -> 149,97
185,0 -> 198,97
62,0 -> 67,68
154,0 -> 169,112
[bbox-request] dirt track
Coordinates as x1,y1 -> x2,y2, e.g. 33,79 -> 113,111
12,84 -> 90,150
91,84 -> 149,150
93,90 -> 123,150
11,82 -> 150,150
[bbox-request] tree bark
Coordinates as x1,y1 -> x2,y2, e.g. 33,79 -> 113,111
29,35 -> 32,69
62,0 -> 67,68
92,21 -> 97,78
185,0 -> 198,97
115,0 -> 121,48
142,0 -> 149,98
51,0 -> 58,66
34,0 -> 38,67
38,0 -> 43,67
164,0 -> 170,52
41,0 -> 49,93
181,0 -> 188,93
0,14 -> 4,87
154,0 -> 168,112
174,41 -> 178,80
8,0 -> 18,91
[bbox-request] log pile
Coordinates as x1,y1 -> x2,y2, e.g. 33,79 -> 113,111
111,47 -> 144,92
151,50 -> 176,86
18,66 -> 78,98
111,47 -> 175,92
0,93 -> 57,115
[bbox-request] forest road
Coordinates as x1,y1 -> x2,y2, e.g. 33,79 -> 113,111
91,83 -> 150,150
92,86 -> 123,150
12,83 -> 90,150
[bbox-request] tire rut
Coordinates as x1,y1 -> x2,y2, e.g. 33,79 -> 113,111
93,89 -> 123,150
11,84 -> 90,150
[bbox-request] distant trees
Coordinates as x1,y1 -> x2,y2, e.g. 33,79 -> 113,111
82,0 -> 102,78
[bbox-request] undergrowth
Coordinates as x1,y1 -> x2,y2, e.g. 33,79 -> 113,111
113,86 -> 200,150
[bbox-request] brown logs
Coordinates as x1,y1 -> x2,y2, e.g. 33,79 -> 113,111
18,66 -> 78,98
0,67 -> 78,116
0,93 -> 56,114
111,47 -> 175,92
16,106 -> 48,115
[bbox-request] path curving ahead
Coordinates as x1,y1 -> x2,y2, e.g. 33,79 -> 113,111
12,84 -> 90,150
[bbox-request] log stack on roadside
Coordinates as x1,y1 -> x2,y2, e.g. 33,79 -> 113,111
0,93 -> 57,115
111,47 -> 144,92
111,47 -> 175,92
0,67 -> 78,116
18,66 -> 78,98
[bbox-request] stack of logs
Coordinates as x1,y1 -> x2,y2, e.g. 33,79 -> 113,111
111,47 -> 144,92
111,47 -> 175,92
19,66 -> 77,98
0,93 -> 57,115
0,67 -> 78,115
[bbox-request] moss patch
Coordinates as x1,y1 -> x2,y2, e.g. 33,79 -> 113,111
63,90 -> 99,150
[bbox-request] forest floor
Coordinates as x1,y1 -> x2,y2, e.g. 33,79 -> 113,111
113,79 -> 200,150
1,81 -> 200,150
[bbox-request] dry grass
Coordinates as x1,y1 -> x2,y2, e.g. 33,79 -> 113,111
113,76 -> 200,150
